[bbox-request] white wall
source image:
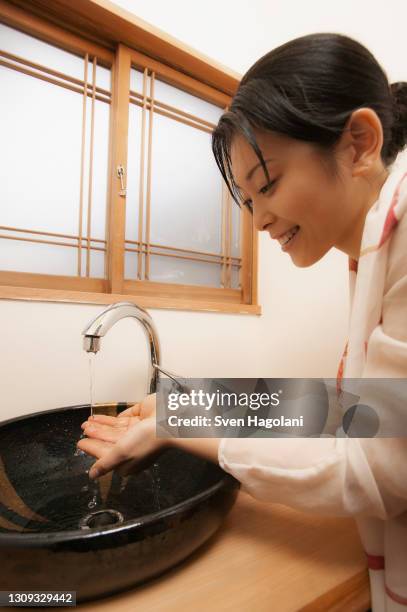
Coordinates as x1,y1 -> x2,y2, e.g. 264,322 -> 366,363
3,0 -> 406,421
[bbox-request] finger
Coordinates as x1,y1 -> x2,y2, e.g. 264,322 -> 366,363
77,437 -> 114,459
82,415 -> 140,431
118,403 -> 141,417
82,422 -> 129,443
88,418 -> 156,479
89,444 -> 129,479
81,414 -> 130,428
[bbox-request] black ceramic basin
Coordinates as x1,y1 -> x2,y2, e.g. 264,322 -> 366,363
0,403 -> 239,601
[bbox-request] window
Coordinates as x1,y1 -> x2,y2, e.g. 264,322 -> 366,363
0,22 -> 111,281
0,1 -> 259,314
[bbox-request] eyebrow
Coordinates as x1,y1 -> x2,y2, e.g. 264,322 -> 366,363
246,157 -> 276,181
235,157 -> 276,189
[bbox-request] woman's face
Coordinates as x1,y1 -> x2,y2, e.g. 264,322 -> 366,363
230,130 -> 359,267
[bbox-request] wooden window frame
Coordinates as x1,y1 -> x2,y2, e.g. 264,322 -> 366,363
0,0 -> 260,315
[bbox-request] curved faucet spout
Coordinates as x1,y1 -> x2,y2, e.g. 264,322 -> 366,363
82,302 -> 161,394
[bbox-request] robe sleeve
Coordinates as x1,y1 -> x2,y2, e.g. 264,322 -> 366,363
218,212 -> 407,520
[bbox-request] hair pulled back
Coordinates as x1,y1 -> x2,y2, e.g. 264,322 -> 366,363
212,32 -> 407,206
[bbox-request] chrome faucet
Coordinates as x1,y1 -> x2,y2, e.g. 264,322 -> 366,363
82,302 -> 161,394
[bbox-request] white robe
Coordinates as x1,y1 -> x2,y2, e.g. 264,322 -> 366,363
218,163 -> 407,612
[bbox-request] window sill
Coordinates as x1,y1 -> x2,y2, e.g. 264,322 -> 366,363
0,285 -> 261,315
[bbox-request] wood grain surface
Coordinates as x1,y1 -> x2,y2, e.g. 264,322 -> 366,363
72,491 -> 370,612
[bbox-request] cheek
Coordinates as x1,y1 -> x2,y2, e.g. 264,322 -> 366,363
274,171 -> 343,243
297,184 -> 340,236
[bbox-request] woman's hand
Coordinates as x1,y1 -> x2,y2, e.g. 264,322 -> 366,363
77,393 -> 168,479
77,392 -> 221,477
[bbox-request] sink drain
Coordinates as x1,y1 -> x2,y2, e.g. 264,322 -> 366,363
79,509 -> 124,530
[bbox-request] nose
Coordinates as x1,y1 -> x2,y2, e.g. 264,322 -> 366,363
252,201 -> 276,233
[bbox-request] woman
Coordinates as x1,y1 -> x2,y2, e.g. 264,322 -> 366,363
78,33 -> 407,611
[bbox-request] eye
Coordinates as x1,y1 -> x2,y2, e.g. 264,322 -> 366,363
259,179 -> 277,195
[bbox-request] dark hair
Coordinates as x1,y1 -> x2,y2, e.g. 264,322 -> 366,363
212,32 -> 407,207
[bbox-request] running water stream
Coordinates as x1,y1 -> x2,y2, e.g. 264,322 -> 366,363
74,354 -> 97,457
75,353 -> 162,517
88,353 -> 95,418
75,354 -> 100,511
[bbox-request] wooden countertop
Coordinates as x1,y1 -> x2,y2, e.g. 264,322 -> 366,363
75,491 -> 370,612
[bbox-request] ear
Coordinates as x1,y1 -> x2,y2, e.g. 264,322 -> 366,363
337,108 -> 384,177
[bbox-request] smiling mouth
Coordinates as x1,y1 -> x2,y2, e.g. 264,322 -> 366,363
278,225 -> 300,246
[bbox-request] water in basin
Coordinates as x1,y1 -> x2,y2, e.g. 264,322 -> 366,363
0,406 -> 220,533
0,403 -> 238,600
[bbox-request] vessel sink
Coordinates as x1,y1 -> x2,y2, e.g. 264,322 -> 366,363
0,403 -> 238,601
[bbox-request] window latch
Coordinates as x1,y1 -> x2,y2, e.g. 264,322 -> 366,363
117,165 -> 126,197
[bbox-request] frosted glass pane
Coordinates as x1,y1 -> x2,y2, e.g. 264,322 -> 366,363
0,24 -> 111,91
125,250 -> 138,280
80,249 -> 105,278
0,239 -> 77,275
130,68 -> 145,94
0,65 -> 82,234
0,23 -> 84,81
125,102 -> 144,242
154,78 -> 224,124
0,62 -> 110,276
231,266 -> 241,289
88,101 -> 110,241
1,228 -> 78,246
149,255 -> 221,287
0,238 -> 105,277
89,62 -> 111,91
126,70 -> 234,289
150,113 -> 223,253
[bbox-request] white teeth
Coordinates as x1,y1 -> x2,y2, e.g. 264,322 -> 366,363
278,226 -> 299,246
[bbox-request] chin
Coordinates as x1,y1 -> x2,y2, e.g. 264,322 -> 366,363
290,248 -> 329,268
291,257 -> 314,268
